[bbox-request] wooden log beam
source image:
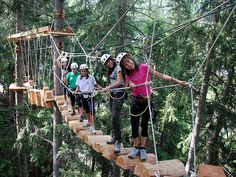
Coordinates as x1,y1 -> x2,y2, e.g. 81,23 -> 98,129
8,26 -> 76,41
134,159 -> 186,177
8,26 -> 51,41
116,154 -> 156,170
102,147 -> 133,161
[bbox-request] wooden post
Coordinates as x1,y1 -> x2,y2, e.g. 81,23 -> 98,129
52,1 -> 64,176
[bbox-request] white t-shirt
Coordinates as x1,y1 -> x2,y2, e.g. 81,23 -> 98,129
76,74 -> 97,98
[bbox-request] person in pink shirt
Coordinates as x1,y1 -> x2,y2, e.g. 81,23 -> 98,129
116,52 -> 187,161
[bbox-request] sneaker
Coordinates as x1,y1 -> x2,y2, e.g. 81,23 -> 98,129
63,101 -> 67,107
106,138 -> 116,144
139,148 -> 147,161
80,115 -> 84,122
68,107 -> 72,112
90,127 -> 96,134
71,111 -> 76,116
114,141 -> 121,153
128,147 -> 140,159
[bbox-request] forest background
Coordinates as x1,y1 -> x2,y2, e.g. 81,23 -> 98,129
0,0 -> 235,177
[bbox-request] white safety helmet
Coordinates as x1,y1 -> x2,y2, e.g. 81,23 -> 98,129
71,62 -> 78,69
80,64 -> 89,70
101,54 -> 112,65
61,57 -> 68,62
116,52 -> 128,66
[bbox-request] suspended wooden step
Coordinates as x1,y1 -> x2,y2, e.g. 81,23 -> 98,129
77,130 -> 103,140
102,147 -> 133,161
134,159 -> 186,177
198,164 -> 226,177
68,120 -> 88,134
84,135 -> 112,146
65,114 -> 80,123
93,141 -> 122,153
54,95 -> 64,102
116,154 -> 156,170
40,87 -> 54,108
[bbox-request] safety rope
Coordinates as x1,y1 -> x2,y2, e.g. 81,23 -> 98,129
107,91 -> 127,100
144,0 -> 161,176
192,2 -> 236,82
89,0 -> 139,56
129,104 -> 149,117
144,0 -> 231,52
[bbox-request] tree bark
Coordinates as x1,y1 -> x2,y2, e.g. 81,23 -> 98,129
118,0 -> 128,51
53,0 -> 64,177
15,1 -> 28,177
185,56 -> 212,175
206,66 -> 234,164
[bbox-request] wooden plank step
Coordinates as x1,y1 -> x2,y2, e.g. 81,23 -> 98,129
56,100 -> 64,106
198,164 -> 226,177
93,142 -> 123,153
77,130 -> 103,140
61,110 -> 71,117
54,95 -> 64,101
65,114 -> 80,123
84,135 -> 112,146
102,147 -> 133,161
134,159 -> 186,177
116,154 -> 156,170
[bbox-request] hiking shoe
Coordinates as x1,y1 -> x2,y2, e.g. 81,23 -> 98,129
106,138 -> 116,144
90,127 -> 96,134
128,147 -> 140,159
80,115 -> 84,122
139,148 -> 147,161
71,111 -> 76,116
114,141 -> 121,153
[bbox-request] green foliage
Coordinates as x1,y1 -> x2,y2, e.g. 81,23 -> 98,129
1,0 -> 236,176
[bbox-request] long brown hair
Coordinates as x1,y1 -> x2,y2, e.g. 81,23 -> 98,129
120,54 -> 139,76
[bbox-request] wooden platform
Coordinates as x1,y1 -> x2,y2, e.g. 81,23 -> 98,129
8,26 -> 76,41
9,82 -> 32,92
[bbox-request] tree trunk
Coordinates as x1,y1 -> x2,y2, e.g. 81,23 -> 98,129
185,56 -> 212,175
118,0 -> 127,51
206,66 -> 234,164
52,1 -> 64,177
15,1 -> 28,177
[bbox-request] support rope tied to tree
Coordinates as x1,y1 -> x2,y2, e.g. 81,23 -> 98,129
186,4 -> 236,176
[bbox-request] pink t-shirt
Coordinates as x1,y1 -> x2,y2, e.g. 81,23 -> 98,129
126,64 -> 151,97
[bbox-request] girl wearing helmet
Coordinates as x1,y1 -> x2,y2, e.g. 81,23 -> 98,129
75,64 -> 102,133
66,62 -> 83,117
56,56 -> 71,107
101,54 -> 126,153
117,52 -> 187,161
60,57 -> 71,107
